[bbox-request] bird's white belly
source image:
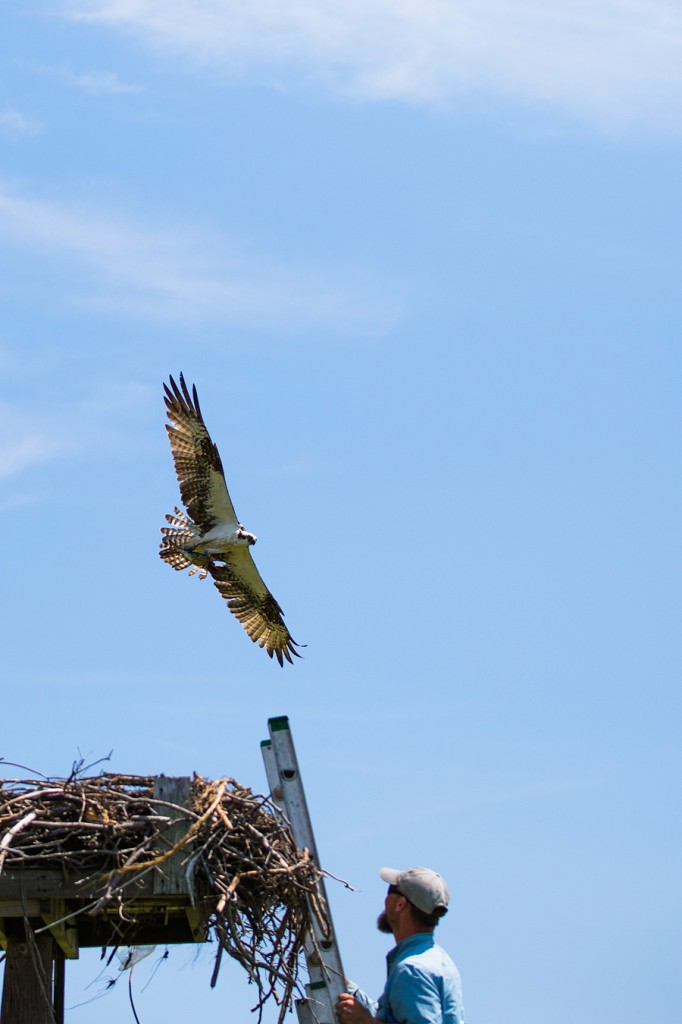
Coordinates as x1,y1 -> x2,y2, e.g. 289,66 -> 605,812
195,524 -> 249,553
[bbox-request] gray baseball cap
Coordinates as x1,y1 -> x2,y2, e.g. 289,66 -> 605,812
380,866 -> 449,915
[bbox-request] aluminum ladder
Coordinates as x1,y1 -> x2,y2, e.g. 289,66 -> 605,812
261,715 -> 345,1024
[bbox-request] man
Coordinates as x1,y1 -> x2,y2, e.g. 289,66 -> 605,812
336,866 -> 465,1024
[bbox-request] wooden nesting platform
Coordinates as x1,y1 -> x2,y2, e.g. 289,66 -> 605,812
0,770 -> 325,1023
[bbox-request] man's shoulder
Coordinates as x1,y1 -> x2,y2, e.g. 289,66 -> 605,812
394,939 -> 459,980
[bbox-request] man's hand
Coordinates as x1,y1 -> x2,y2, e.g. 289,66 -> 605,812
336,993 -> 375,1023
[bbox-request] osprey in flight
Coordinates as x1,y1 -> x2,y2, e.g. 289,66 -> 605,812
159,373 -> 302,665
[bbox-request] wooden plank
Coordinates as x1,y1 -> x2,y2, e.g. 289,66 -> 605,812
0,868 -> 154,901
152,776 -> 191,896
0,900 -> 42,918
0,868 -> 155,901
0,895 -> 189,918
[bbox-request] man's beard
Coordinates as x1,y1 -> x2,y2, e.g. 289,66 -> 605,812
377,911 -> 393,934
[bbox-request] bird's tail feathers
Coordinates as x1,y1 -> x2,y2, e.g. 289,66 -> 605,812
159,507 -> 207,577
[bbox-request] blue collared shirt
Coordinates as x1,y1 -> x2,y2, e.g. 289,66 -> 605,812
349,932 -> 465,1024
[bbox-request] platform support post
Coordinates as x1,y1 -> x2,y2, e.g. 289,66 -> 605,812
0,918 -> 57,1024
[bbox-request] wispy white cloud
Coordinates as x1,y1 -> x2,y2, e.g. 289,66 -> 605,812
0,381 -> 153,483
63,0 -> 682,129
59,68 -> 144,94
0,110 -> 42,138
0,423 -> 66,481
0,492 -> 36,512
15,60 -> 144,95
0,184 -> 397,332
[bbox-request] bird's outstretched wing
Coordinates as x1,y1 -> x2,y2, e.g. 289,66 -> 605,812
163,373 -> 238,530
208,550 -> 302,666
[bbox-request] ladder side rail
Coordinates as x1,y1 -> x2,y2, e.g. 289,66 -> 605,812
262,739 -> 336,1021
266,720 -> 346,998
260,737 -> 337,1007
262,718 -> 347,1024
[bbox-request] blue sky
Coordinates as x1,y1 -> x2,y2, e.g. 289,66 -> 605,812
1,2 -> 680,1022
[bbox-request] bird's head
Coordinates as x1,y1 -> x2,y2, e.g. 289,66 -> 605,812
237,525 -> 257,546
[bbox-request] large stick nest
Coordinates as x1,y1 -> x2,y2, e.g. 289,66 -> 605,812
0,771 -> 331,1021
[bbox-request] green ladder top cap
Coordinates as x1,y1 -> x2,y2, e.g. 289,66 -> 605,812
269,716 -> 290,732
260,739 -> 271,749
